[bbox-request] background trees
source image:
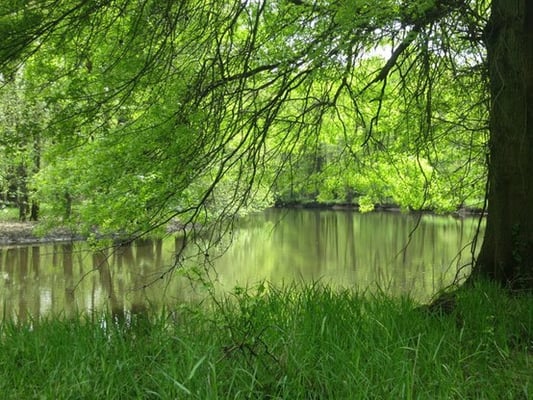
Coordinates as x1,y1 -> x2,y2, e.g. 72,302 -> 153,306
1,0 -> 531,288
0,72 -> 45,221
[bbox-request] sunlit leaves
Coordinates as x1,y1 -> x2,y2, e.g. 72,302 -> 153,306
334,0 -> 400,29
0,0 -> 490,233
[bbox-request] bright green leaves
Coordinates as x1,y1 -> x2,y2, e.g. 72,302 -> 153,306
34,110 -> 211,235
334,0 -> 400,29
0,70 -> 48,220
269,37 -> 487,213
0,0 -> 489,234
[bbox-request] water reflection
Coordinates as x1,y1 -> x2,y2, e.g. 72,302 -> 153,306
0,238 -> 190,321
0,209 -> 483,320
214,210 -> 481,299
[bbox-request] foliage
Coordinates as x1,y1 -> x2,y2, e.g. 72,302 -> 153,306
0,0 -> 490,235
0,71 -> 47,219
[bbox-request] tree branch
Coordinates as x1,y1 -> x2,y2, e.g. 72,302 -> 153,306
359,27 -> 420,94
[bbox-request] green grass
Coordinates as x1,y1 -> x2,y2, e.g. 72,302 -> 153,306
0,206 -> 19,222
0,282 -> 531,399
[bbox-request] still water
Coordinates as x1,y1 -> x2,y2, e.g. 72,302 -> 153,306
0,209 -> 483,320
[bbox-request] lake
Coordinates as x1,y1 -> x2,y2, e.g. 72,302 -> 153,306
0,209 -> 483,320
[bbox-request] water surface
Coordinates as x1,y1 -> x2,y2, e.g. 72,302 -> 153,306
0,209 -> 483,320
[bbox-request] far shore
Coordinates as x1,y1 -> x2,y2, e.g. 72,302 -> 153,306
0,221 -> 83,246
0,203 -> 485,246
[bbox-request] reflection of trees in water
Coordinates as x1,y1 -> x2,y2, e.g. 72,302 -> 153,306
3,248 -> 19,319
63,243 -> 75,315
218,210 -> 481,300
0,246 -> 41,321
17,246 -> 28,320
2,247 -> 30,320
32,246 -> 40,278
93,249 -> 121,316
97,239 -> 167,323
0,238 -> 184,320
106,239 -> 164,327
0,211 -> 483,318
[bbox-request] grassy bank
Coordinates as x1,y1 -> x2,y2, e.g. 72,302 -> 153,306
0,282 -> 531,399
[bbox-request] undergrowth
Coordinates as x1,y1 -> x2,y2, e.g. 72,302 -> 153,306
0,282 -> 531,399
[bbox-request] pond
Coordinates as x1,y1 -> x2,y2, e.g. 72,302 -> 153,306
0,209 -> 483,320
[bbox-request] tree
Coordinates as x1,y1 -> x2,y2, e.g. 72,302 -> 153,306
0,0 -> 531,289
0,71 -> 44,221
470,0 -> 533,288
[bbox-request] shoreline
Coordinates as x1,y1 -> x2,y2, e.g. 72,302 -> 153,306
0,221 -> 84,246
0,204 -> 485,246
272,200 -> 486,215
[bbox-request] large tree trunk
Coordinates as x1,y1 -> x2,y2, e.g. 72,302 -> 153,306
471,0 -> 533,289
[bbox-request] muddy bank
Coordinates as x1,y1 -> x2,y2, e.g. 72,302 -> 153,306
0,221 -> 185,246
0,222 -> 83,245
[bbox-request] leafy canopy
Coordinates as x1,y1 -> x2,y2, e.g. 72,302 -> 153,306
0,0 -> 489,235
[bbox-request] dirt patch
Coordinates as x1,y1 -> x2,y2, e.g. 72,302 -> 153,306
0,221 -> 81,245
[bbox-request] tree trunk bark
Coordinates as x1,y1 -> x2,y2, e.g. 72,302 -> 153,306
471,0 -> 533,289
16,163 -> 29,222
29,133 -> 41,222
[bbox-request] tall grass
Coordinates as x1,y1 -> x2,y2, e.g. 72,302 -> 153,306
0,282 -> 531,399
